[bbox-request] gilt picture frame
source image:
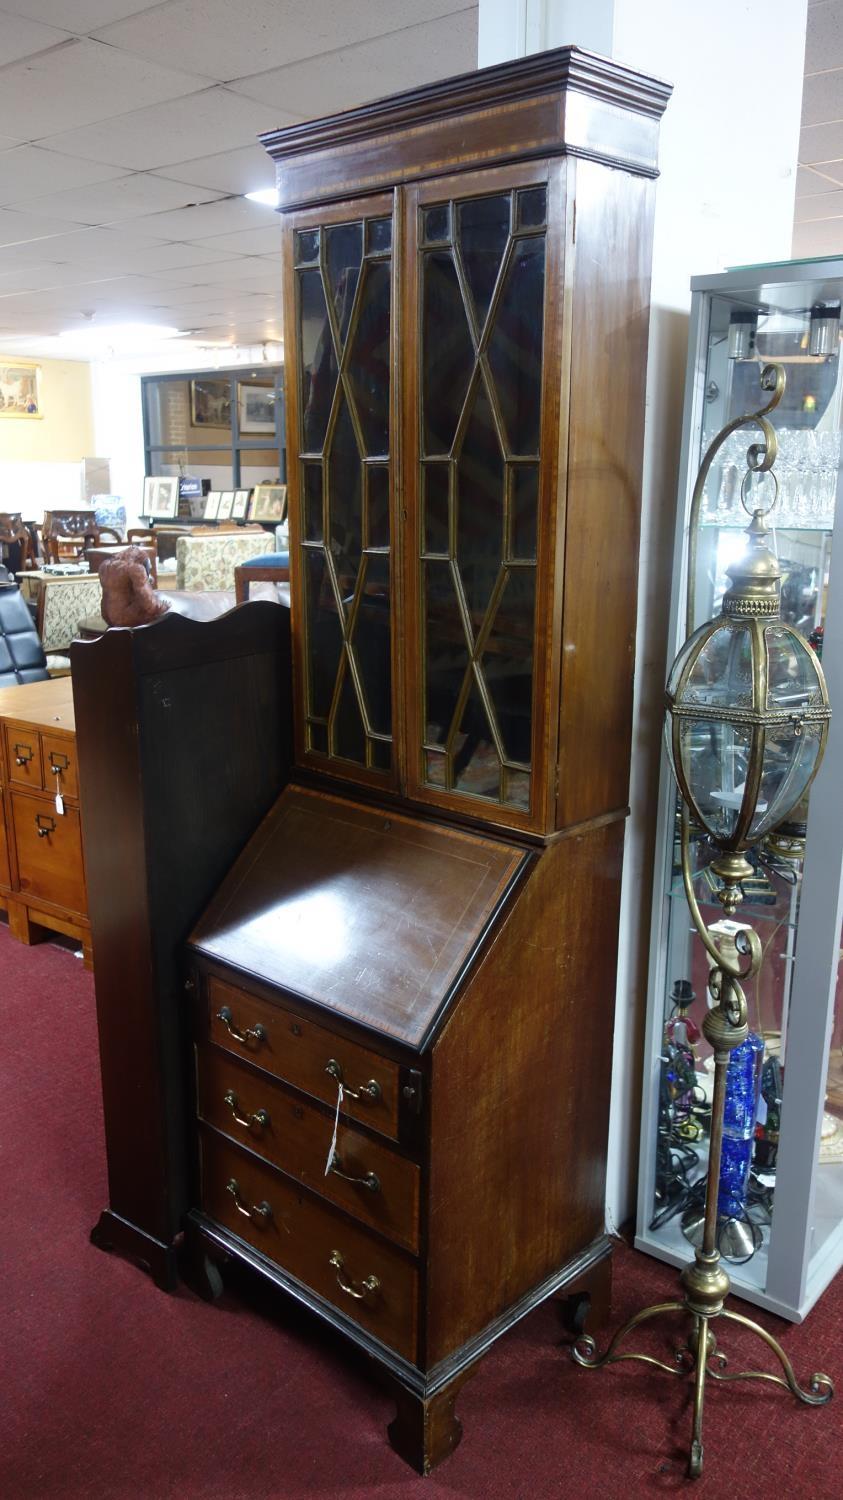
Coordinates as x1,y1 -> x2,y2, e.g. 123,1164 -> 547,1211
0,361 -> 42,418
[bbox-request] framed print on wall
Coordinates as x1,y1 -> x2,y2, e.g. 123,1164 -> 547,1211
249,484 -> 287,522
238,380 -> 275,434
190,378 -> 231,427
0,361 -> 42,418
231,489 -> 250,519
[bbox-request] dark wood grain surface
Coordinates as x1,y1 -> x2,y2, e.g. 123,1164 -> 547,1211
191,787 -> 527,1046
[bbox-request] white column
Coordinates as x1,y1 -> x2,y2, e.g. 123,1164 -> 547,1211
477,0 -> 809,1228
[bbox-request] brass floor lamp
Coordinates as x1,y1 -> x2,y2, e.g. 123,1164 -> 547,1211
573,364 -> 835,1477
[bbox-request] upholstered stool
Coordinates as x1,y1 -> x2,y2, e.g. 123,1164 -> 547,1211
234,551 -> 290,605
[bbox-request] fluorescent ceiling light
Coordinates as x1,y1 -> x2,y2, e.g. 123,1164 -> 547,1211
59,322 -> 184,344
245,187 -> 279,207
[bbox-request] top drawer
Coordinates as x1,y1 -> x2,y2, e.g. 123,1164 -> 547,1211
3,724 -> 43,791
42,733 -> 78,802
206,976 -> 401,1141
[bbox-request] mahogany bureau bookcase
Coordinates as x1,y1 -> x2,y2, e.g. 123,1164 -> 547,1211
77,46 -> 670,1475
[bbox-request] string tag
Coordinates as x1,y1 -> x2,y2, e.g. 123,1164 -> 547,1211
54,771 -> 64,816
325,1080 -> 343,1176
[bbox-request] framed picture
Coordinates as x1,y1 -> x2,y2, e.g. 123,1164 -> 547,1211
217,490 -> 234,521
204,491 -> 221,520
238,380 -> 276,434
231,489 -> 251,520
145,476 -> 179,519
190,378 -> 231,427
249,484 -> 287,522
0,361 -> 41,418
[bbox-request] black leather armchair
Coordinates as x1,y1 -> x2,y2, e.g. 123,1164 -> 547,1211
0,581 -> 49,687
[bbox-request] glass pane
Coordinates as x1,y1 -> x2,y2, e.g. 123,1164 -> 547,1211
299,267 -> 337,453
487,235 -> 545,456
750,723 -> 824,840
308,721 -> 328,753
423,464 -> 450,556
239,456 -> 282,489
328,396 -> 363,607
678,717 -> 752,841
455,678 -> 500,801
304,549 -> 342,720
510,465 -> 538,561
425,748 -> 446,786
516,187 -> 547,230
295,228 -> 320,265
346,260 -> 391,458
504,768 -> 531,810
456,375 -> 505,620
483,569 -> 535,765
366,218 -> 391,255
370,739 -> 391,770
147,377 -> 221,446
765,624 -> 822,710
422,250 -> 474,456
457,194 -> 510,334
683,624 -> 754,709
367,466 -> 390,550
334,659 -> 366,764
424,560 -> 469,746
353,552 -> 392,738
147,451 -> 232,491
422,204 -> 450,244
325,221 -> 363,346
303,464 -> 322,541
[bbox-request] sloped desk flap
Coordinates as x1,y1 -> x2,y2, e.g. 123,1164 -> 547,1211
189,786 -> 529,1047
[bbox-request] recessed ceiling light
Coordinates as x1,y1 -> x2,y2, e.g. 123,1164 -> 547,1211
245,187 -> 279,207
58,322 -> 186,349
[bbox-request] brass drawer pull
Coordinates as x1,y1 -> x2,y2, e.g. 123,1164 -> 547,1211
217,1005 -> 266,1049
35,812 -> 56,839
329,1152 -> 380,1193
50,753 -> 69,775
325,1058 -> 382,1103
226,1178 -> 271,1224
329,1250 -> 380,1302
14,742 -> 33,766
224,1089 -> 269,1134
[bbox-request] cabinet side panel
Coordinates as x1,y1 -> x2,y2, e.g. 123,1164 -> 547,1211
557,161 -> 656,828
426,819 -> 624,1365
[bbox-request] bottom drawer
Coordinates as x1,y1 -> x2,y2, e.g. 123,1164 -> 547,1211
201,1132 -> 419,1362
11,792 -> 86,915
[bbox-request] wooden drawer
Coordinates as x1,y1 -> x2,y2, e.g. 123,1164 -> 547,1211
11,791 -> 86,915
3,725 -> 43,791
42,733 -> 78,802
207,976 -> 401,1141
197,1047 -> 420,1252
201,1131 -> 418,1362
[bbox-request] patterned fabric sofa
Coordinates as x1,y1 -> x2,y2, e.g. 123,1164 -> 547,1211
175,531 -> 274,591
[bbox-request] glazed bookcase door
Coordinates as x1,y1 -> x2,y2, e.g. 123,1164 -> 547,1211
283,193 -> 398,786
403,162 -> 566,833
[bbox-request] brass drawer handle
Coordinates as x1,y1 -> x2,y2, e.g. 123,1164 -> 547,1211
226,1178 -> 271,1224
329,1250 -> 380,1302
35,812 -> 56,839
224,1089 -> 269,1134
14,742 -> 33,766
329,1152 -> 380,1193
217,1005 -> 266,1049
325,1058 -> 382,1103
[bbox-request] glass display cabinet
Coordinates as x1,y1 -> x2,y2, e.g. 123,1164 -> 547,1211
636,257 -> 843,1321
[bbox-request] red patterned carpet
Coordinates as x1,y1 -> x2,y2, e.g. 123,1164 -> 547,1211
2,919 -> 842,1499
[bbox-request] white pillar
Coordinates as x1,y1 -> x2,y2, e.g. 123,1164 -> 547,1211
477,0 -> 809,1228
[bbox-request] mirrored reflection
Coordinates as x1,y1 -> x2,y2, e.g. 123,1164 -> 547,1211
422,252 -> 474,455
488,237 -> 545,455
347,261 -> 391,457
300,268 -> 337,453
325,221 -> 363,345
458,194 -> 509,332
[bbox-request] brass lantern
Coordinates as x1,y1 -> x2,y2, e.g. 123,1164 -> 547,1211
665,505 -> 830,898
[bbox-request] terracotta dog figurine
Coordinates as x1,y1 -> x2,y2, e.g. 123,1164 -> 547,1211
99,546 -> 169,628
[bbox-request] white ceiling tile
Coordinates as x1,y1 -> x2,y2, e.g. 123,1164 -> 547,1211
9,172 -> 225,226
38,85 -> 291,169
793,217 -> 843,257
195,225 -> 280,255
1,3 -> 161,31
799,120 -> 843,163
796,163 -> 843,196
93,0 -> 476,82
0,207 -> 94,247
0,145 -> 126,204
0,37 -> 210,140
14,225 -> 167,264
0,9 -> 71,63
805,1 -> 843,75
232,9 -> 479,115
121,194 -> 278,241
0,261 -> 135,293
155,143 -> 274,195
795,190 -> 843,223
157,254 -> 272,285
801,67 -> 843,128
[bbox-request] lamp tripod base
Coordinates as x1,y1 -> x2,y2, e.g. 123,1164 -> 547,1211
571,1281 -> 833,1479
